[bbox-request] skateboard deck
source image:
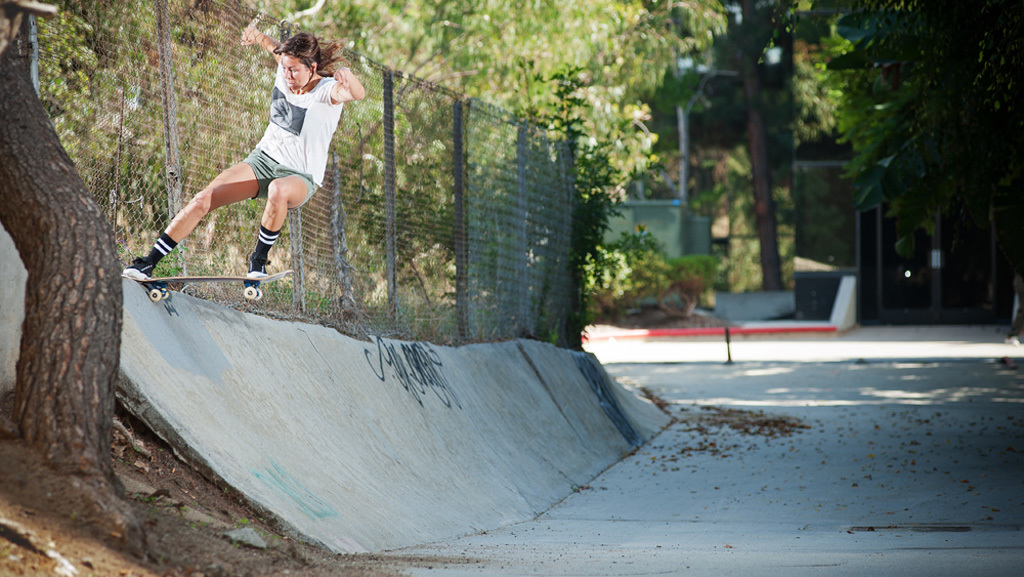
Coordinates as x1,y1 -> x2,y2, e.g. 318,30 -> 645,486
125,269 -> 293,302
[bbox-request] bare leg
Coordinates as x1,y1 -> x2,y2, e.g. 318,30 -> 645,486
260,175 -> 310,232
245,176 -> 310,277
165,162 -> 259,242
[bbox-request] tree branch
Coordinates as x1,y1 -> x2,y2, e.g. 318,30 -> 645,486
0,1 -> 56,59
285,0 -> 326,22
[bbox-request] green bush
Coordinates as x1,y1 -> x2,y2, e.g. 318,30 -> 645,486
587,228 -> 718,322
660,254 -> 718,317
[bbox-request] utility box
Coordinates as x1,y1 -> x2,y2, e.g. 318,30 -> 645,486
794,269 -> 856,320
606,200 -> 711,257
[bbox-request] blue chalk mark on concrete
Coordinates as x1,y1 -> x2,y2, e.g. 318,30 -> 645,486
253,460 -> 338,520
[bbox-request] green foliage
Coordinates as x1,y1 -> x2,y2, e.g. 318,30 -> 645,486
586,228 -> 665,320
643,1 -> 803,294
527,67 -> 624,344
274,0 -> 727,201
688,144 -> 796,293
39,0 -> 270,263
669,254 -> 718,292
791,31 -> 844,148
36,8 -> 96,158
819,0 -> 1024,274
587,228 -> 719,321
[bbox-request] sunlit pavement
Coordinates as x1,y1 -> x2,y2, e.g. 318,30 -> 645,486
398,326 -> 1024,576
582,324 -> 1019,364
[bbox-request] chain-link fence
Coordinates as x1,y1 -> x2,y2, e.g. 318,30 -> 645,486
35,0 -> 577,346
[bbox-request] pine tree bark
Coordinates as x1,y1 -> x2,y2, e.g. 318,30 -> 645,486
740,0 -> 783,291
0,17 -> 143,554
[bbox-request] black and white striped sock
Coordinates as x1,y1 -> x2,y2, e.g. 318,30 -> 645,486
145,233 -> 177,265
253,225 -> 280,259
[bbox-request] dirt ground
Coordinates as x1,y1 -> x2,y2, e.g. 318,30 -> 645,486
0,309 -> 722,577
0,408 -> 473,577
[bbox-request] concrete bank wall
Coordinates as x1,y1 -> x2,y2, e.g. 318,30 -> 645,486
1,224 -> 669,552
1,226 -> 27,408
117,281 -> 666,553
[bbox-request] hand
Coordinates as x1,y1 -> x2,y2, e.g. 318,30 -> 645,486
329,66 -> 366,104
333,67 -> 351,87
241,18 -> 261,46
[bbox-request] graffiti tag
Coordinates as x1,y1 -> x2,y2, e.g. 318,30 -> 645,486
364,336 -> 462,409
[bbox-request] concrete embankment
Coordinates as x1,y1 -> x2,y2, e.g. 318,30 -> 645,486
116,280 -> 667,553
2,225 -> 668,553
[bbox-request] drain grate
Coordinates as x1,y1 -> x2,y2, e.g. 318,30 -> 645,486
849,525 -> 971,533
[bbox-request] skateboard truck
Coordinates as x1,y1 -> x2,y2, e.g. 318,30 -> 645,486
143,281 -> 170,303
243,279 -> 263,301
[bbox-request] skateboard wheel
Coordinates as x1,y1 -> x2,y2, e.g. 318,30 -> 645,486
148,288 -> 163,302
244,286 -> 259,300
160,288 -> 169,300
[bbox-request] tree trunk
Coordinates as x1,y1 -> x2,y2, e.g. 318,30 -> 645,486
740,0 -> 783,291
0,18 -> 143,554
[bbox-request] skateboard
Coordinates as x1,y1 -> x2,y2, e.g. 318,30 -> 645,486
125,270 -> 293,302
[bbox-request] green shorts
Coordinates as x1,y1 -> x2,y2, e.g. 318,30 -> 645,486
243,148 -> 317,208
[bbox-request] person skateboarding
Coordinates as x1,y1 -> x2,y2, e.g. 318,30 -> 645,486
123,22 -> 365,281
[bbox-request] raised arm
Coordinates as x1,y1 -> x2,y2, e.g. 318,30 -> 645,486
330,67 -> 366,104
240,20 -> 282,62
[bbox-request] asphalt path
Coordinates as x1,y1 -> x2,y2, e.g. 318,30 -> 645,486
397,326 -> 1024,576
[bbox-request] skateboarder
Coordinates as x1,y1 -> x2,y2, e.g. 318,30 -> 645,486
123,22 -> 365,281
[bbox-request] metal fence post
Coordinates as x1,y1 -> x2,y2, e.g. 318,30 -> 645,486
155,0 -> 185,272
28,15 -> 39,95
453,99 -> 469,340
331,151 -> 356,314
516,121 -> 529,336
289,208 -> 306,310
561,140 -> 578,345
383,69 -> 398,320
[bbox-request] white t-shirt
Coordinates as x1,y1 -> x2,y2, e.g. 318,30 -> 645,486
256,63 -> 344,187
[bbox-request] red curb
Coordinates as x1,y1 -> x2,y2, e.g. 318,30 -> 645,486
582,324 -> 838,343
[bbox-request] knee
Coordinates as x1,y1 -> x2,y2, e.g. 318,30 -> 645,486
266,181 -> 290,207
267,179 -> 306,209
184,188 -> 214,216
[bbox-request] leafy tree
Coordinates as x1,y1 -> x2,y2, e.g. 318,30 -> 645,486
535,66 -> 624,345
267,0 -> 727,192
822,0 -> 1024,278
791,17 -> 842,149
646,1 -> 802,292
733,0 -> 787,291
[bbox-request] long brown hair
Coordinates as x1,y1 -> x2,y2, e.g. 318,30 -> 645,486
273,32 -> 348,75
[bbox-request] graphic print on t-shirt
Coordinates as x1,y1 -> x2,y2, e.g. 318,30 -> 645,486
269,87 -> 305,136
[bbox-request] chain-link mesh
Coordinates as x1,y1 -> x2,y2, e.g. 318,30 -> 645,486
36,0 -> 576,345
